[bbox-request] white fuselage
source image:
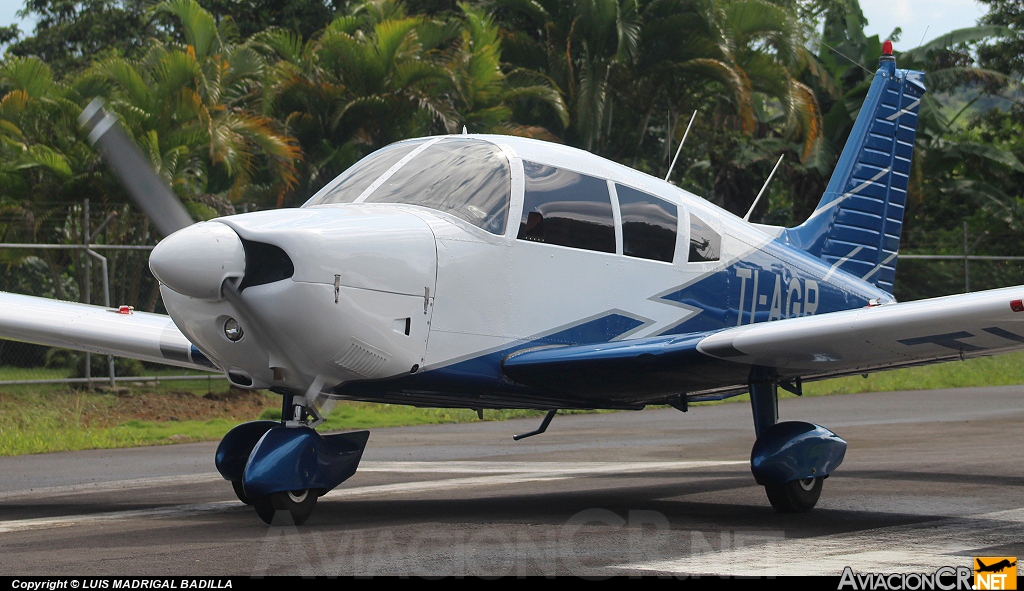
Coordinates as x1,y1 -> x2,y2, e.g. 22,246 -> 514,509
156,135 -> 886,396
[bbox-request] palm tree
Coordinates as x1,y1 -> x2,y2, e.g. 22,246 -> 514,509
261,0 -> 458,200
261,0 -> 568,200
0,56 -> 102,302
488,0 -> 642,151
87,0 -> 302,209
693,0 -> 823,216
607,0 -> 747,174
446,4 -> 567,138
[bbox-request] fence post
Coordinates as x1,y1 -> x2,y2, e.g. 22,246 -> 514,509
962,222 -> 989,294
86,249 -> 116,388
83,199 -> 91,388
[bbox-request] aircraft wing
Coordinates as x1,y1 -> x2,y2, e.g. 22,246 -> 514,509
0,292 -> 218,372
502,286 -> 1024,402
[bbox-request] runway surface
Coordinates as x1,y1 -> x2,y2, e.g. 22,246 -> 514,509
1,386 -> 1023,577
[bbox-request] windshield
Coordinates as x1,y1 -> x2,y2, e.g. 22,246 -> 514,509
304,140 -> 425,205
305,138 -> 511,235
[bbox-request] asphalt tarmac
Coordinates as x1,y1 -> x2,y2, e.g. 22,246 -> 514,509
1,386 -> 1022,577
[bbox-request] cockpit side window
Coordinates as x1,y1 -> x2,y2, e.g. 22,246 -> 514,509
362,138 -> 511,235
616,184 -> 677,263
688,213 -> 721,262
304,141 -> 423,206
517,162 -> 615,253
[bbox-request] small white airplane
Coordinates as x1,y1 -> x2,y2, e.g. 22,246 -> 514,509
3,46 -> 1023,525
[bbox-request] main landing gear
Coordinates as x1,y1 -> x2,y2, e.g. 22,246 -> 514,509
764,477 -> 822,513
747,367 -> 846,513
214,392 -> 369,525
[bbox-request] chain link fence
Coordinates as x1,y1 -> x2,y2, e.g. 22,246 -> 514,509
0,200 -> 224,388
2,203 -> 1022,388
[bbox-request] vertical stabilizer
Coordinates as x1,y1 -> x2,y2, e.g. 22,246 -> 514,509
785,44 -> 926,294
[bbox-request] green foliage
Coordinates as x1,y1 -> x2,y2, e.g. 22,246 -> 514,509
6,0 -> 163,75
977,0 -> 1024,75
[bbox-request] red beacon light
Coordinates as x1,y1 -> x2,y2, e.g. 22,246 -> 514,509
117,305 -> 134,315
880,39 -> 896,64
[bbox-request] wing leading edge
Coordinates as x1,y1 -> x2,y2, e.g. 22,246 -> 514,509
502,286 -> 1024,402
0,291 -> 217,372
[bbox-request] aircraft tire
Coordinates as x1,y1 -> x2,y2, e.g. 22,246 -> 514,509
231,481 -> 255,505
254,490 -> 318,525
764,477 -> 822,513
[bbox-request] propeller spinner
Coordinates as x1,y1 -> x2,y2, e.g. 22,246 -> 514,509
77,100 -> 297,378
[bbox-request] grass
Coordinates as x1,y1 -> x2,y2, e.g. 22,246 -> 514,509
0,384 -> 552,456
0,416 -> 245,455
802,351 -> 1024,396
1,351 -> 1023,456
0,365 -> 222,395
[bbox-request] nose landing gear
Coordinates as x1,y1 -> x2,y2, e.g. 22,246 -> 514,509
215,393 -> 369,525
254,489 -> 319,525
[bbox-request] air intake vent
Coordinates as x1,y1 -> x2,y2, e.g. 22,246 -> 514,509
333,339 -> 389,378
238,239 -> 294,291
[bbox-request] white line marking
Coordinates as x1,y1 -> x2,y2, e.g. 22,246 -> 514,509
861,251 -> 898,281
0,473 -> 223,501
886,98 -> 921,121
0,502 -> 243,534
358,460 -> 746,474
619,507 -> 1024,576
823,245 -> 864,281
807,167 -> 891,223
0,461 -> 745,534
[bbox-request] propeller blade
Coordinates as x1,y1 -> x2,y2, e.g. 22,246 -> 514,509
78,99 -> 194,238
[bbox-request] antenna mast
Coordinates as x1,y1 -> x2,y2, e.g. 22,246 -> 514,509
664,110 -> 698,182
743,154 -> 785,222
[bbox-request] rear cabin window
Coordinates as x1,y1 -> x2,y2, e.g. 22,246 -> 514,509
517,162 -> 615,253
688,214 -> 721,262
616,184 -> 678,263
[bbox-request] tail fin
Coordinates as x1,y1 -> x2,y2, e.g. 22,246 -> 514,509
785,48 -> 926,294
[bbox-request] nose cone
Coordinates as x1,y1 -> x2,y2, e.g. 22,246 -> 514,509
150,221 -> 245,299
